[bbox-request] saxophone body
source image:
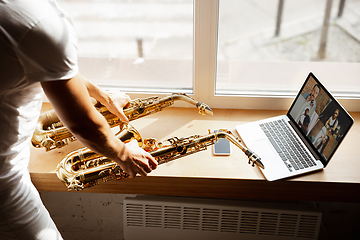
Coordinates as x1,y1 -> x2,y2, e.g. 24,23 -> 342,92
32,93 -> 213,151
56,126 -> 263,191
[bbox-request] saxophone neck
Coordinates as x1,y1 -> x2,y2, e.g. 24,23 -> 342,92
121,93 -> 213,121
146,129 -> 264,169
171,93 -> 213,115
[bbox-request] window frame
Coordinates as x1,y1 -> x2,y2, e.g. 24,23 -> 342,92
99,0 -> 360,112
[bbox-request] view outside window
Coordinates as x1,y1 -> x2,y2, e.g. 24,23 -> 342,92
217,0 -> 360,96
59,0 -> 194,92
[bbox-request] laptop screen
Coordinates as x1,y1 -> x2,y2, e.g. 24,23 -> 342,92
287,72 -> 354,166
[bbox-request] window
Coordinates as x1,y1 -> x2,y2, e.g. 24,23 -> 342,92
215,0 -> 360,111
59,0 -> 360,111
59,0 -> 194,93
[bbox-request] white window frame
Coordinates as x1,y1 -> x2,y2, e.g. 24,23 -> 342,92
106,0 -> 360,112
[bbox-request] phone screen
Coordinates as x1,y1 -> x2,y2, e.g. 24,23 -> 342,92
213,130 -> 231,155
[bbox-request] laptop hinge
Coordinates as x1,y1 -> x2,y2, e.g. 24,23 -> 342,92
288,120 -> 321,160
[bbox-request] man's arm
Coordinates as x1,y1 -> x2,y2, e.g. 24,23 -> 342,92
41,73 -> 157,178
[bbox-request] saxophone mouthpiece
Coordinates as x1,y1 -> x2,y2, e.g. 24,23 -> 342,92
196,102 -> 213,115
254,158 -> 265,169
245,150 -> 264,169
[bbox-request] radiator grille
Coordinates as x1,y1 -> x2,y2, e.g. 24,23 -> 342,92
278,214 -> 298,237
202,208 -> 220,231
259,212 -> 278,235
124,196 -> 321,240
183,207 -> 201,230
145,204 -> 162,228
240,211 -> 258,234
125,203 -> 143,227
164,206 -> 181,229
221,209 -> 239,233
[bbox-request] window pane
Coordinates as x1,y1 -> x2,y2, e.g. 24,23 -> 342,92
217,0 -> 360,96
59,0 -> 194,92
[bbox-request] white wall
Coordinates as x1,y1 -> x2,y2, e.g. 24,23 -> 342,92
40,191 -> 134,240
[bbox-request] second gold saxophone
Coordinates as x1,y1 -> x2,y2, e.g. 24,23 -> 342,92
32,93 -> 213,151
56,124 -> 264,191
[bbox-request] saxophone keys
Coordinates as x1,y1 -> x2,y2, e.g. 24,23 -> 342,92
41,137 -> 55,151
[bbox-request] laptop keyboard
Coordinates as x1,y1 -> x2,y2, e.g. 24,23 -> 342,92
260,119 -> 316,172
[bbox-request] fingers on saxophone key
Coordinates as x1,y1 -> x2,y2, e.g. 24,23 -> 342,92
134,161 -> 150,177
149,158 -> 158,170
147,153 -> 158,170
133,155 -> 157,177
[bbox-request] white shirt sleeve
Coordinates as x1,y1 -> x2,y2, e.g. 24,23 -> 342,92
16,15 -> 78,82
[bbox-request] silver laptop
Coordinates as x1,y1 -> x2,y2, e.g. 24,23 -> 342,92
236,72 -> 354,181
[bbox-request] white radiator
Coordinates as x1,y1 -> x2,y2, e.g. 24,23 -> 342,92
124,195 -> 321,240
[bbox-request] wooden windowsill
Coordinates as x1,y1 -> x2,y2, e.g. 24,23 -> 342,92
30,103 -> 360,202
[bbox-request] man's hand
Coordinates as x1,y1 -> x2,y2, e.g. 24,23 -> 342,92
105,91 -> 131,122
82,74 -> 131,122
120,140 -> 158,178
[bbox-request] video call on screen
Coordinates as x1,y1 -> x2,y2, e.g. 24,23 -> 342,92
289,75 -> 352,162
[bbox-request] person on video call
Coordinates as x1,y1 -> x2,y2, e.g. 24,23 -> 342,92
315,134 -> 330,156
302,84 -> 321,111
313,108 -> 340,145
0,0 -> 157,239
298,107 -> 311,134
325,109 -> 339,135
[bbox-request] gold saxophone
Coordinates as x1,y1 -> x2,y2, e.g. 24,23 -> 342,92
56,124 -> 264,191
32,93 -> 213,151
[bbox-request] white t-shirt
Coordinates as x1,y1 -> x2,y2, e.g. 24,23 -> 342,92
0,0 -> 78,189
0,1 -> 78,238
